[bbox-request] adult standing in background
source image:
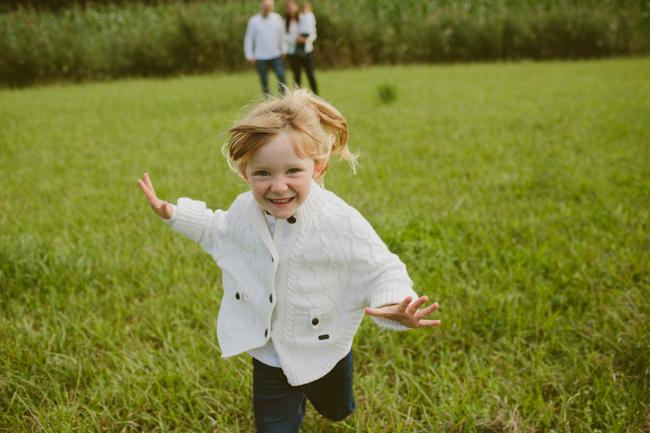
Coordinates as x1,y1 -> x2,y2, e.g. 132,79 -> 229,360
284,1 -> 318,95
244,0 -> 287,96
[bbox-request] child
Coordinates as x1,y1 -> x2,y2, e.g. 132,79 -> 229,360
137,89 -> 440,433
294,2 -> 315,57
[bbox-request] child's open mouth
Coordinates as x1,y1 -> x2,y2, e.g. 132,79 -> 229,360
269,197 -> 295,205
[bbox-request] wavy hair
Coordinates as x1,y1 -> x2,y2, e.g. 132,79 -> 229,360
224,88 -> 357,183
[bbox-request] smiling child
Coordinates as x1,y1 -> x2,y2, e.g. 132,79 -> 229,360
138,89 -> 440,433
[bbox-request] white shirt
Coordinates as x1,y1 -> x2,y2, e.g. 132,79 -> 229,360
244,12 -> 285,61
246,212 -> 293,367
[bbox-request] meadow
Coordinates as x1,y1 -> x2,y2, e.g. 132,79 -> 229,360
1,59 -> 649,432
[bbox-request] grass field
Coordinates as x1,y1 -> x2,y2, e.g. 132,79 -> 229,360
1,59 -> 649,432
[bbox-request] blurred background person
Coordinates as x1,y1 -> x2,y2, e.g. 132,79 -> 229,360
284,1 -> 318,95
245,0 -> 287,96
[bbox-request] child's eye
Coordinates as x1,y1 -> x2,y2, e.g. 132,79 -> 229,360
287,168 -> 302,174
253,170 -> 270,177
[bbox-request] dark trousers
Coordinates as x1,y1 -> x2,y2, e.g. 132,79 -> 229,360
255,57 -> 287,96
252,351 -> 355,433
287,52 -> 318,95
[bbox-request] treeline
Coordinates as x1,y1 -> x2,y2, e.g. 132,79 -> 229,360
1,0 -> 649,86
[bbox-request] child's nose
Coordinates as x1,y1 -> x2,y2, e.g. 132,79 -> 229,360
271,176 -> 289,193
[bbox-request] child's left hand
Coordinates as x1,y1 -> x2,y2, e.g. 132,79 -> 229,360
364,296 -> 440,328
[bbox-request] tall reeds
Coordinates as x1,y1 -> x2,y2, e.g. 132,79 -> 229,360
1,0 -> 648,86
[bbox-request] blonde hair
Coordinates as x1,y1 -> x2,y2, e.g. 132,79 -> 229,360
224,89 -> 357,183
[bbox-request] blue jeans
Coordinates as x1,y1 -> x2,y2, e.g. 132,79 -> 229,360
252,351 -> 355,433
255,57 -> 287,96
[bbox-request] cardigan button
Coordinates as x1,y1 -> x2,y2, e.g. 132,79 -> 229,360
269,294 -> 273,303
264,329 -> 268,338
287,215 -> 296,224
235,292 -> 240,300
311,318 -> 319,326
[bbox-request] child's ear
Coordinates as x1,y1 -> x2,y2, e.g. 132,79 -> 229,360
314,161 -> 327,178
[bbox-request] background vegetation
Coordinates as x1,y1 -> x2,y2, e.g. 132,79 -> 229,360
1,59 -> 648,432
1,0 -> 650,86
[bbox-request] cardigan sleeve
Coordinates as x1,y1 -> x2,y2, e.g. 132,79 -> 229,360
346,213 -> 418,331
164,197 -> 228,254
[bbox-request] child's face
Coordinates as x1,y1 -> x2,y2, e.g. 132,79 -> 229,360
244,131 -> 323,219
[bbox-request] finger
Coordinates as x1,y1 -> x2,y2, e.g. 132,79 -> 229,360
364,307 -> 388,318
137,178 -> 153,198
406,295 -> 428,316
160,201 -> 172,219
144,172 -> 156,195
416,302 -> 439,319
417,319 -> 441,328
397,297 -> 412,313
137,179 -> 158,204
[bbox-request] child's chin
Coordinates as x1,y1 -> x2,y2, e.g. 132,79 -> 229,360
275,211 -> 293,220
265,207 -> 291,219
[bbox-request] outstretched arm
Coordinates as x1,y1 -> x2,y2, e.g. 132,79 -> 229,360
365,295 -> 440,329
137,172 -> 173,219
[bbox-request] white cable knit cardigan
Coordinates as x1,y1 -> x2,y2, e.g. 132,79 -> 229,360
166,181 -> 417,386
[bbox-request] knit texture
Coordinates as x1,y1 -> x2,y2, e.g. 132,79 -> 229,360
167,181 -> 417,386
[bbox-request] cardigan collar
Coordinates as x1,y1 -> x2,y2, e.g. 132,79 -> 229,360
244,180 -> 322,259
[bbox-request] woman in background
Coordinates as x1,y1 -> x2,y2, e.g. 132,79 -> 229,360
284,1 -> 318,95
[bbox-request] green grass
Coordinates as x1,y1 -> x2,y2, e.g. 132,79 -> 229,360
1,58 -> 649,432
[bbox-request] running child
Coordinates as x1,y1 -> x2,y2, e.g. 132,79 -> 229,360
137,89 -> 440,433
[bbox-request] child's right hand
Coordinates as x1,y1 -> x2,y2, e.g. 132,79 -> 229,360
137,172 -> 173,219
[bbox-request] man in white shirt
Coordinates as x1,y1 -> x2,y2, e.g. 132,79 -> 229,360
244,0 -> 287,96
